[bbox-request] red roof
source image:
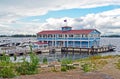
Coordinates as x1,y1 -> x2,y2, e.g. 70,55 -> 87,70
34,42 -> 48,45
37,29 -> 96,35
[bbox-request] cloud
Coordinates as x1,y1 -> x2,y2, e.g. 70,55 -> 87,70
0,0 -> 119,23
0,0 -> 120,35
38,9 -> 120,35
0,21 -> 41,35
0,0 -> 120,17
0,8 -> 120,35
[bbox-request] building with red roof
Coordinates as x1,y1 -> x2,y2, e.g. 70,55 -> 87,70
37,26 -> 101,48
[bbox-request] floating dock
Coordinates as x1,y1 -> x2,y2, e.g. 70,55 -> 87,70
61,46 -> 115,55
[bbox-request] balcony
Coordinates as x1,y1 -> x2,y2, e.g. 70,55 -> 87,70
37,37 -> 100,41
37,38 -> 54,41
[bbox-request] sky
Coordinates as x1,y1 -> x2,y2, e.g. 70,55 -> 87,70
0,0 -> 120,35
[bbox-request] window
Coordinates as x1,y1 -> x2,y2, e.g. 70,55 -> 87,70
65,34 -> 67,38
74,34 -> 80,37
82,34 -> 84,37
95,34 -> 100,37
88,34 -> 91,37
43,34 -> 47,38
69,34 -> 73,37
59,34 -> 62,38
53,34 -> 56,38
48,34 -> 53,38
88,34 -> 94,37
92,34 -> 98,37
93,34 -> 95,37
85,35 -> 88,37
98,34 -> 100,37
37,34 -> 41,37
79,34 -> 82,37
82,34 -> 87,37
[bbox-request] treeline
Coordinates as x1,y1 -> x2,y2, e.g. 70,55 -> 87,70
0,34 -> 36,37
101,35 -> 120,37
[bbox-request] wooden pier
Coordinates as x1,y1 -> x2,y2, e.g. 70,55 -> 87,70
0,45 -> 115,56
61,46 -> 115,55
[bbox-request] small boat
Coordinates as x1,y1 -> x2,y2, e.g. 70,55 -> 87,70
0,39 -> 11,47
108,44 -> 116,51
0,39 -> 21,47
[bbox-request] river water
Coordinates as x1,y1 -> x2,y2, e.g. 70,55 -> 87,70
0,37 -> 120,62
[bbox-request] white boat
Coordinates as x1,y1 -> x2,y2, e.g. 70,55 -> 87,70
0,39 -> 11,46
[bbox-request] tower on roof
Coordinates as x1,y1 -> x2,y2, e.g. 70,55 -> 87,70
61,26 -> 72,31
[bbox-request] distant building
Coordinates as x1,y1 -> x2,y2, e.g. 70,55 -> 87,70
37,26 -> 101,48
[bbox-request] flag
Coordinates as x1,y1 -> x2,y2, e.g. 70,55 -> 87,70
64,19 -> 67,22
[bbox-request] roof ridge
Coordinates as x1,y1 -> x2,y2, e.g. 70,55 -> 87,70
37,29 -> 98,35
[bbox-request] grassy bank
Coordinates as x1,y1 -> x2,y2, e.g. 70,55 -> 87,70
0,53 -> 120,78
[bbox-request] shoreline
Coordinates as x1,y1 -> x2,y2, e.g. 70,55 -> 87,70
11,55 -> 120,79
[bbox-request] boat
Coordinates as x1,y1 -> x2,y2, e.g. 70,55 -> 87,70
0,39 -> 22,47
0,39 -> 11,46
108,44 -> 116,51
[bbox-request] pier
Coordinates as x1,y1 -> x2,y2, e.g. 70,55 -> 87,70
0,45 -> 115,57
61,46 -> 115,55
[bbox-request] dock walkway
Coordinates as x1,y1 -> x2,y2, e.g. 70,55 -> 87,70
0,45 -> 115,56
61,46 -> 114,55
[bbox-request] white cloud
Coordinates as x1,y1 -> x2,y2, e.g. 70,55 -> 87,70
0,0 -> 120,17
0,0 -> 120,35
38,9 -> 120,35
0,8 -> 120,35
0,0 -> 119,22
